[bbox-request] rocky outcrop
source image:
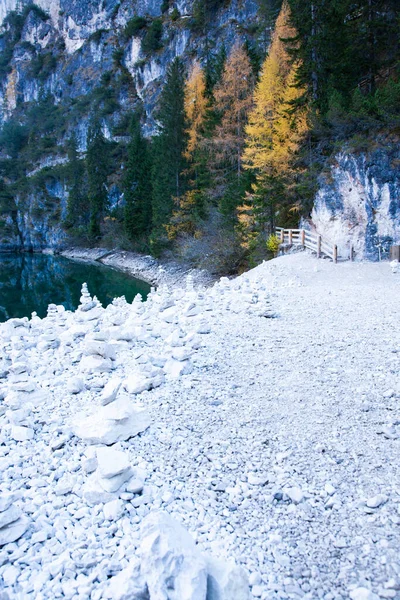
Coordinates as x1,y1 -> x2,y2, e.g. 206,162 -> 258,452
311,140 -> 400,261
0,177 -> 68,251
0,0 -> 263,250
0,0 -> 261,127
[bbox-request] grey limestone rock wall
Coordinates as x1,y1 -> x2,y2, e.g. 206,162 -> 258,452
311,142 -> 400,261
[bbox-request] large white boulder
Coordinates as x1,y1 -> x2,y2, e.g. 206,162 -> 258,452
140,511 -> 208,600
206,557 -> 250,600
106,558 -> 149,600
72,397 -> 150,445
0,516 -> 30,546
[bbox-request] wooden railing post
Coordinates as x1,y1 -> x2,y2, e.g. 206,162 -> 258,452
317,235 -> 322,258
280,229 -> 284,244
350,244 -> 354,262
289,230 -> 293,246
333,244 -> 338,263
301,229 -> 305,247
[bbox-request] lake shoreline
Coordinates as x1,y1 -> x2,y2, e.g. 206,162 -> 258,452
60,247 -> 216,289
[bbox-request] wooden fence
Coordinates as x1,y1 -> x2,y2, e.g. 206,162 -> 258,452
275,228 -> 353,263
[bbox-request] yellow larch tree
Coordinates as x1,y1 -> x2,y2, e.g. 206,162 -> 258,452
241,0 -> 309,237
184,60 -> 208,160
212,41 -> 255,182
243,0 -> 307,175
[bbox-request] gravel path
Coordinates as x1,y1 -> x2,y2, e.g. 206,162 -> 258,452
1,252 -> 399,599
133,254 -> 400,599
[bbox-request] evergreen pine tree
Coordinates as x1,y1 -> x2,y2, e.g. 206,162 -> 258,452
123,114 -> 152,241
65,134 -> 86,228
151,58 -> 187,244
86,120 -> 110,238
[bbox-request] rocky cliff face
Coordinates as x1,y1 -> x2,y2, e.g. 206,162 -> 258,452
0,0 -> 263,250
311,139 -> 400,261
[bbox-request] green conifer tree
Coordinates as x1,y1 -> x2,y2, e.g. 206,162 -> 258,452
151,58 -> 187,245
86,120 -> 110,238
65,134 -> 86,228
123,114 -> 152,241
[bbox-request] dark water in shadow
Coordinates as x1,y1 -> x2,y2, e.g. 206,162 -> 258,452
0,253 -> 150,322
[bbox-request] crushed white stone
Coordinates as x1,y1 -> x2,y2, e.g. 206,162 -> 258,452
0,252 -> 399,599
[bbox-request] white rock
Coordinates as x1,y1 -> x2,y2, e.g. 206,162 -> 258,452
3,392 -> 23,410
140,511 -> 208,600
325,483 -> 336,496
248,572 -> 262,587
366,494 -> 388,509
55,477 -> 75,496
183,303 -> 202,317
0,493 -> 18,513
160,306 -> 177,323
82,475 -> 116,506
164,359 -> 192,378
103,499 -> 124,521
100,379 -> 121,405
11,425 -> 34,442
6,407 -> 31,425
206,556 -> 250,600
31,530 -> 48,544
2,564 -> 19,586
97,447 -> 131,479
10,362 -> 29,375
247,473 -> 268,486
172,347 -> 192,361
82,457 -> 98,474
80,355 -> 113,373
0,506 -> 22,529
50,435 -> 69,451
72,398 -> 150,445
285,487 -> 304,504
126,478 -> 144,495
99,468 -> 134,493
84,340 -> 117,360
124,374 -> 152,395
67,377 -> 85,394
251,585 -> 262,598
349,587 -> 380,600
11,380 -> 35,392
106,558 -> 148,600
0,516 -> 30,546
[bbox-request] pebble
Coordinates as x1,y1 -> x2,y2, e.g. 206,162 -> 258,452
249,572 -> 262,586
366,495 -> 388,509
2,565 -> 19,586
285,487 -> 304,504
10,426 -> 34,442
251,584 -> 263,597
103,499 -> 124,521
349,587 -> 380,600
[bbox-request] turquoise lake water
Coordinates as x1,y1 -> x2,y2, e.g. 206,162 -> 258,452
0,253 -> 150,322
